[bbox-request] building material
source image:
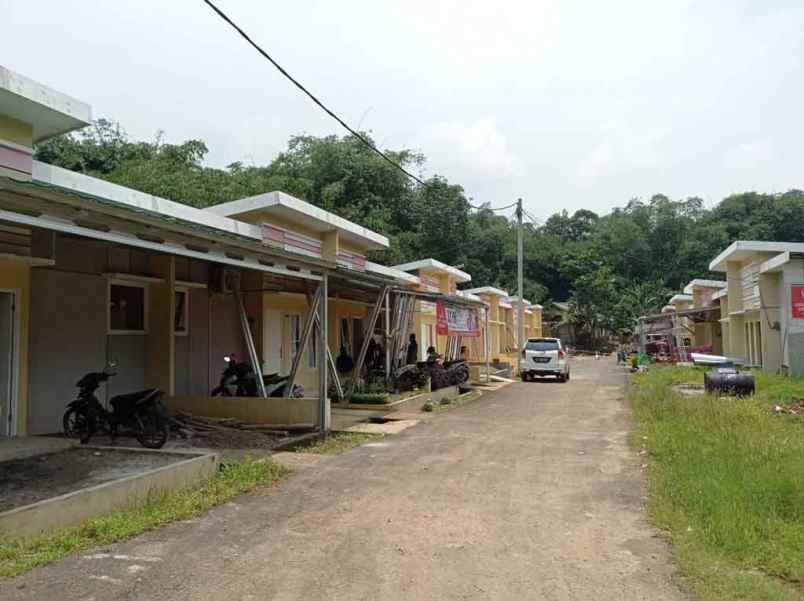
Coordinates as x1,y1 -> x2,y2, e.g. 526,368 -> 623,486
232,283 -> 266,398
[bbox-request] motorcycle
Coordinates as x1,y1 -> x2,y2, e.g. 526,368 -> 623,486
211,354 -> 303,398
62,361 -> 169,449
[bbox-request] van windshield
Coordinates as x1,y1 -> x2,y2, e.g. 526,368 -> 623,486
526,340 -> 559,351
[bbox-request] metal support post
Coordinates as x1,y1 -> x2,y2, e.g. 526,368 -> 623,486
384,290 -> 391,383
305,288 -> 343,402
233,285 -> 267,398
286,285 -> 322,398
318,274 -> 329,432
347,285 -> 390,397
485,305 -> 491,383
516,197 -> 525,374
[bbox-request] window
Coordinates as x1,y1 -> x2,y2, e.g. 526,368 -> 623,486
525,339 -> 559,351
289,314 -> 301,358
174,289 -> 188,336
340,317 -> 352,354
109,282 -> 146,334
308,319 -> 318,369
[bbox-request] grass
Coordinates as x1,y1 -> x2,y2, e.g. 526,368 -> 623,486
628,365 -> 804,600
424,389 -> 482,412
0,458 -> 289,579
296,431 -> 381,454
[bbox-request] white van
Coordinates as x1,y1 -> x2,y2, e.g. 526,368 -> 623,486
520,337 -> 570,382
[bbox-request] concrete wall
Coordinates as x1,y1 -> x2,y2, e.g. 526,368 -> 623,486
167,395 -> 317,425
759,272 -> 783,373
782,260 -> 804,375
0,259 -> 30,435
0,450 -> 219,538
28,268 -> 106,434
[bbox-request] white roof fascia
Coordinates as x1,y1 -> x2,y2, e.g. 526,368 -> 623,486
684,279 -> 727,294
456,290 -> 486,304
669,294 -> 693,304
32,161 -> 262,241
205,191 -> 389,250
713,288 -> 728,300
463,286 -> 508,297
759,251 -> 799,274
0,65 -> 92,141
0,208 -> 322,282
392,258 -> 472,283
709,241 -> 804,272
365,261 -> 420,285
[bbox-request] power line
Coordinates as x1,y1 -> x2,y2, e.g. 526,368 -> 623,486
201,0 -> 426,186
469,201 -> 519,212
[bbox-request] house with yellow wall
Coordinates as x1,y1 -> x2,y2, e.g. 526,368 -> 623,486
0,64 -> 409,436
710,241 -> 804,375
682,279 -> 726,353
463,286 -> 509,360
392,259 -> 473,360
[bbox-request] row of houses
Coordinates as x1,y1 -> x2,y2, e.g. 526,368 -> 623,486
654,242 -> 804,376
0,65 -> 542,438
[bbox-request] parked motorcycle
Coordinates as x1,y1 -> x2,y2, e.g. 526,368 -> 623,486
62,362 -> 169,449
210,354 -> 303,398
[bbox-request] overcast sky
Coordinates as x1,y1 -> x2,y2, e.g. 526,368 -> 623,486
2,0 -> 803,219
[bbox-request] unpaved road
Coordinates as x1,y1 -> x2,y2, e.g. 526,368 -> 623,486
7,358 -> 684,600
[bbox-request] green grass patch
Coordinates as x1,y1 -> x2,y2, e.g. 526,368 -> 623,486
0,458 -> 289,579
426,389 -> 482,412
296,431 -> 381,455
348,392 -> 390,404
628,365 -> 804,600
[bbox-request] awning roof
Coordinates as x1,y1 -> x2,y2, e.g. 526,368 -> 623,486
0,66 -> 91,142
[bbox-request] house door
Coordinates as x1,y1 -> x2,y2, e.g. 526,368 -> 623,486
263,309 -> 282,375
0,291 -> 16,437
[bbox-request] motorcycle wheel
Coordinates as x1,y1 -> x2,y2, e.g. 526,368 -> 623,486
135,411 -> 169,449
63,408 -> 89,439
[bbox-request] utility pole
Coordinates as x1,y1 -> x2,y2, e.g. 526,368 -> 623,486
516,197 -> 524,373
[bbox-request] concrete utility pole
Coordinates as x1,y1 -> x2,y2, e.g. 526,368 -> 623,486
516,198 -> 525,372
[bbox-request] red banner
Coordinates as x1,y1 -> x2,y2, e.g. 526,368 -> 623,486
436,300 -> 449,335
436,300 -> 481,337
792,285 -> 804,319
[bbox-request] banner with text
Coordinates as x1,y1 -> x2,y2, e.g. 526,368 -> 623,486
792,284 -> 804,319
436,301 -> 481,337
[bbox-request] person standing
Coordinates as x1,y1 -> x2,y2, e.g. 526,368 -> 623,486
406,333 -> 418,365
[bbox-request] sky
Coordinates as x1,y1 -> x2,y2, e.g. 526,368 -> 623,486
2,0 -> 803,220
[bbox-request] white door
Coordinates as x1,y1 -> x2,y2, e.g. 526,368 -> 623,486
0,291 -> 16,436
263,309 -> 282,375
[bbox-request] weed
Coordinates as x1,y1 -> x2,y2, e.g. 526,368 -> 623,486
629,365 -> 804,600
0,458 -> 289,579
296,431 -> 381,455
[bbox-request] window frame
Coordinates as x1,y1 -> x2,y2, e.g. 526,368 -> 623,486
108,279 -> 148,335
174,287 -> 189,337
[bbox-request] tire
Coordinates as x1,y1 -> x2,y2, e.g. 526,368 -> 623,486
63,407 -> 89,439
135,411 -> 169,449
565,370 -> 570,381
558,374 -> 566,383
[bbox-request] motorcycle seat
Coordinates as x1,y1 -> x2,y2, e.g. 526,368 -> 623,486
110,388 -> 161,407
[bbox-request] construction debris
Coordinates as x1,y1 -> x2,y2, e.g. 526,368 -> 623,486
170,412 -> 316,449
773,399 -> 804,416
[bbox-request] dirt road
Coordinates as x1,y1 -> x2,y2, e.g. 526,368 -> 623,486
7,358 -> 684,600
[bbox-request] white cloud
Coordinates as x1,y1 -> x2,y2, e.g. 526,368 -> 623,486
576,124 -> 668,180
418,118 -> 522,178
724,140 -> 773,170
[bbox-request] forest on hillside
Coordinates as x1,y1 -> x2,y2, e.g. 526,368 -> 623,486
35,120 -> 804,338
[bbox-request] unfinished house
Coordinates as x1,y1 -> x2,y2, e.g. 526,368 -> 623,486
0,65 -> 405,437
391,259 -> 478,360
710,241 -> 804,375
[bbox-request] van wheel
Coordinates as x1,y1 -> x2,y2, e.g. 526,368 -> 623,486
558,374 -> 566,383
521,373 -> 529,382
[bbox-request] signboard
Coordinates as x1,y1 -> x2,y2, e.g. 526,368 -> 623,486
436,301 -> 481,337
792,285 -> 804,319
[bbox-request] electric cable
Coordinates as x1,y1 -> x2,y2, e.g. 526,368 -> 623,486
201,0 -> 426,186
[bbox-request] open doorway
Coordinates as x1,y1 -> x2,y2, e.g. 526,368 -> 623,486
0,290 -> 17,437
